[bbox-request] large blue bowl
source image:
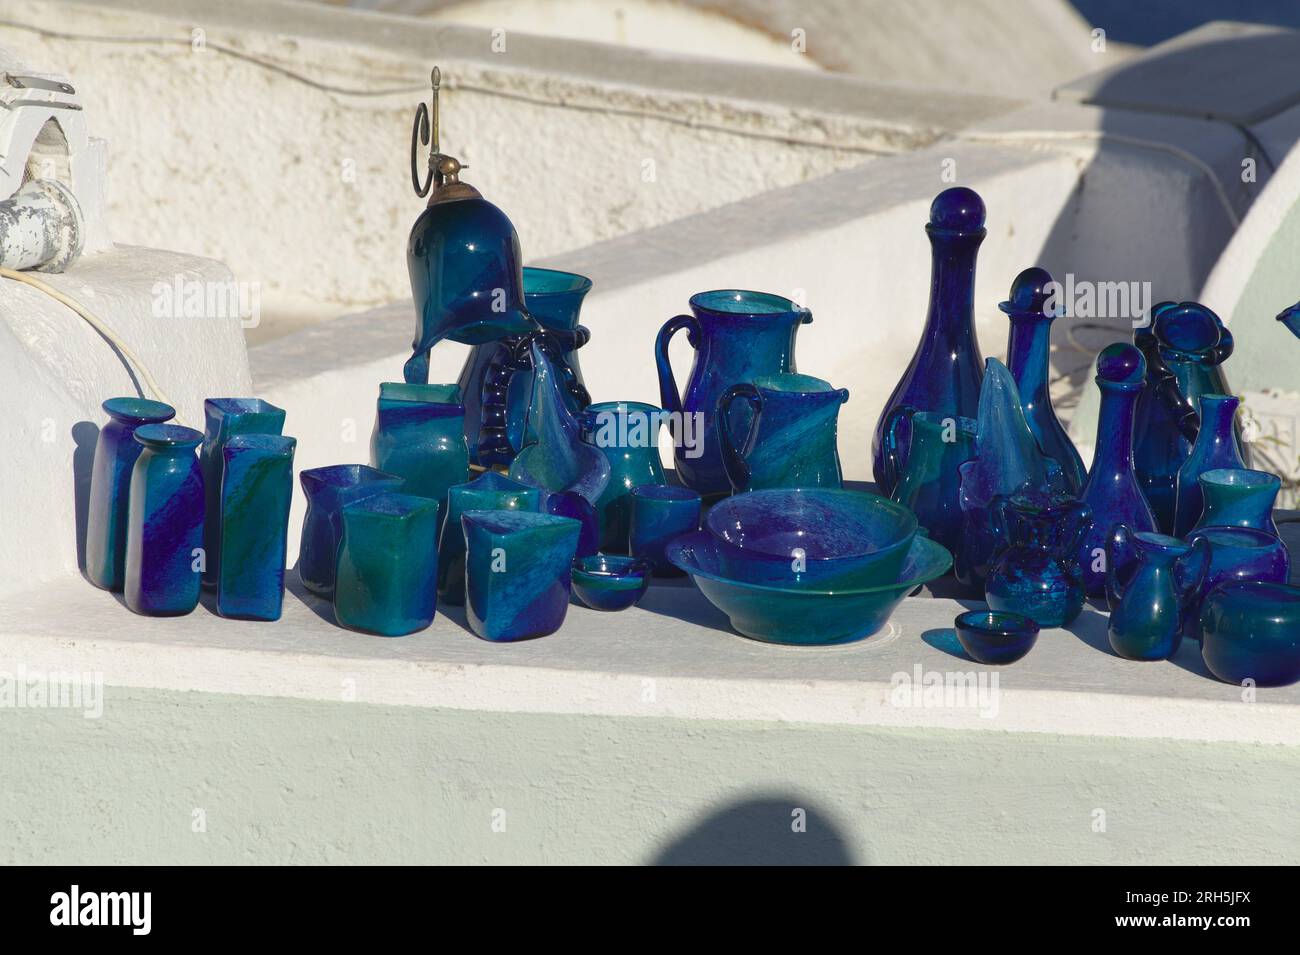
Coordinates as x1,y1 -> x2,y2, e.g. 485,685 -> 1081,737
667,530 -> 950,645
704,488 -> 918,589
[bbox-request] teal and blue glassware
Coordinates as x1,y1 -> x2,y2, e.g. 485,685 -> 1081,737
1193,468 -> 1280,535
956,358 -> 1062,588
200,398 -> 286,589
1105,526 -> 1208,661
1001,267 -> 1086,494
1183,526 -> 1291,641
571,554 -> 653,612
404,157 -> 538,384
953,610 -> 1039,665
705,487 -> 916,589
298,465 -> 404,599
1200,581 -> 1300,687
984,491 -> 1089,628
656,289 -> 812,498
873,187 -> 986,494
884,408 -> 977,558
334,491 -> 440,636
123,424 -> 204,616
438,471 -> 543,606
369,381 -> 469,520
717,373 -> 848,493
1171,394 -> 1246,537
215,434 -> 297,621
85,397 -> 175,591
630,484 -> 702,577
667,531 -> 951,646
462,510 -> 582,641
1133,303 -> 1245,532
582,401 -> 667,553
1077,343 -> 1157,596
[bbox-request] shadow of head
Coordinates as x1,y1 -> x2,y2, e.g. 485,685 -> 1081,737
650,796 -> 856,866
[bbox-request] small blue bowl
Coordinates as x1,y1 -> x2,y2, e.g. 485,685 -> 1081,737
571,554 -> 654,611
1200,581 -> 1300,686
705,487 -> 917,589
954,610 -> 1040,665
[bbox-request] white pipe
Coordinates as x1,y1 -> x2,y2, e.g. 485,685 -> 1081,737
0,178 -> 83,272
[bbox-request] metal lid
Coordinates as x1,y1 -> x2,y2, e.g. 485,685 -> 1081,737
410,67 -> 481,206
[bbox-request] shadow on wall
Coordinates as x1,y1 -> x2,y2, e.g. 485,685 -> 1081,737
71,420 -> 98,574
1031,29 -> 1283,391
1068,0 -> 1300,46
650,796 -> 857,865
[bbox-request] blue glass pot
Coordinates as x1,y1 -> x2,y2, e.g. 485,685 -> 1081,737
718,373 -> 848,493
124,424 -> 205,616
1200,581 -> 1300,686
335,491 -> 441,636
1183,526 -> 1291,641
298,465 -> 404,599
462,510 -> 582,642
884,408 -> 977,557
571,554 -> 654,612
581,401 -> 666,553
984,492 -> 1090,628
369,382 -> 469,520
953,610 -> 1039,665
656,289 -> 812,498
630,484 -> 702,577
200,398 -> 286,589
873,187 -> 987,493
216,434 -> 297,621
1192,468 -> 1280,535
1105,527 -> 1208,661
438,471 -> 544,606
85,397 -> 175,591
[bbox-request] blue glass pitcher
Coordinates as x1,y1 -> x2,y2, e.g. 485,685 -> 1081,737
656,290 -> 812,498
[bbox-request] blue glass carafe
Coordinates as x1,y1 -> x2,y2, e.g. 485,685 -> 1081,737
1106,526 -> 1208,661
582,401 -> 667,552
656,290 -> 812,498
873,187 -> 986,493
985,491 -> 1090,628
884,408 -> 977,557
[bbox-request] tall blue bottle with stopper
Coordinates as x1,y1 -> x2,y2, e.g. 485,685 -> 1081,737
873,187 -> 986,494
1002,267 -> 1086,495
1077,343 -> 1157,597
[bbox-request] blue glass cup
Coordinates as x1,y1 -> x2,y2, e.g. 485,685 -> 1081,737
629,485 -> 701,577
953,610 -> 1040,665
124,424 -> 205,616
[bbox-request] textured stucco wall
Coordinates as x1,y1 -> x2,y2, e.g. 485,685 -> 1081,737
2,687 -> 1295,864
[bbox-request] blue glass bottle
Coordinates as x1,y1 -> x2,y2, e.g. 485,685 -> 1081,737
369,382 -> 469,521
216,434 -> 297,621
656,290 -> 812,498
1001,267 -> 1085,494
334,492 -> 441,636
201,398 -> 286,589
124,424 -> 204,616
873,187 -> 986,493
85,397 -> 175,591
582,401 -> 667,553
1105,527 -> 1208,661
298,465 -> 405,599
1171,394 -> 1246,538
1077,344 -> 1157,596
438,471 -> 544,605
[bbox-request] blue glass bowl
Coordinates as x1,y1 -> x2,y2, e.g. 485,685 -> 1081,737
571,554 -> 653,612
953,610 -> 1040,665
667,531 -> 950,645
1199,581 -> 1300,687
704,488 -> 918,589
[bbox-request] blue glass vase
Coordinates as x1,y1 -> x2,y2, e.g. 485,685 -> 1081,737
1193,468 -> 1280,535
462,510 -> 582,642
334,492 -> 440,636
216,434 -> 297,621
438,471 -> 545,605
1183,526 -> 1291,641
984,491 -> 1090,628
369,382 -> 469,520
718,373 -> 848,493
1171,393 -> 1246,538
1105,527 -> 1208,661
1077,344 -> 1157,597
873,187 -> 986,494
200,398 -> 286,589
85,397 -> 175,591
582,401 -> 667,553
884,408 -> 977,558
298,465 -> 404,599
656,289 -> 812,498
124,424 -> 204,616
1001,267 -> 1086,494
